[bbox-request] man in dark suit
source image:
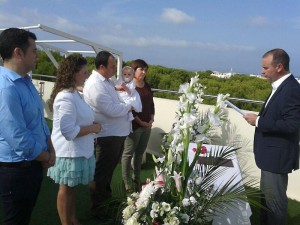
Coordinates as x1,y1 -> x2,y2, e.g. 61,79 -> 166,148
244,48 -> 300,225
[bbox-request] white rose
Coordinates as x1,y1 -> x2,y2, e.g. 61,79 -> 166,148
122,205 -> 135,220
125,216 -> 139,225
189,196 -> 197,205
182,198 -> 190,206
162,202 -> 171,212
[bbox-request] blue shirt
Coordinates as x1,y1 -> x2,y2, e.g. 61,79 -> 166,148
0,66 -> 50,162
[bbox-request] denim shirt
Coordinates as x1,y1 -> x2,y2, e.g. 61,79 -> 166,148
0,66 -> 50,162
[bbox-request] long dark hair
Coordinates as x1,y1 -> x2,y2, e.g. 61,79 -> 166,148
48,54 -> 87,111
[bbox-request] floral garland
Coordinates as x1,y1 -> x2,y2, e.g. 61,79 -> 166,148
122,75 -> 238,225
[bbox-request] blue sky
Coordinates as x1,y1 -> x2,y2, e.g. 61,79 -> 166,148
1,0 -> 300,76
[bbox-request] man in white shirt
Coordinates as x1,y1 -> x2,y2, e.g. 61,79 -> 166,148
244,49 -> 300,225
83,51 -> 131,221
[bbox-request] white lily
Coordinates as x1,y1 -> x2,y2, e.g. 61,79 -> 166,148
208,110 -> 221,127
186,92 -> 197,103
178,96 -> 189,111
194,134 -> 206,143
190,75 -> 199,86
175,142 -> 184,154
182,113 -> 197,127
171,171 -> 183,192
157,156 -> 165,163
179,83 -> 190,94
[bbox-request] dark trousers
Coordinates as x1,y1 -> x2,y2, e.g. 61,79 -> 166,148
260,170 -> 288,225
90,136 -> 126,213
0,161 -> 43,225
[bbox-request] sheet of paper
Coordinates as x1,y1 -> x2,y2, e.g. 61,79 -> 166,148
225,100 -> 245,116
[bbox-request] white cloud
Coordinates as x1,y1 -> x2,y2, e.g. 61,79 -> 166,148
0,13 -> 25,27
195,42 -> 255,52
0,9 -> 86,34
49,16 -> 86,33
100,35 -> 189,47
99,34 -> 255,52
248,16 -> 269,26
161,8 -> 195,24
20,8 -> 86,33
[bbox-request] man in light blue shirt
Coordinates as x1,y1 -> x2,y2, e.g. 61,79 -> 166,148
0,28 -> 55,225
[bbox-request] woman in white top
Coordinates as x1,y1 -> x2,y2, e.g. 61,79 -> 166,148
47,55 -> 101,225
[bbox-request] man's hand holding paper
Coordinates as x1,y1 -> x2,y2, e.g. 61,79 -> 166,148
243,113 -> 258,126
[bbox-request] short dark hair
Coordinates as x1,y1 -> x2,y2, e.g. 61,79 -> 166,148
95,51 -> 114,69
131,59 -> 148,71
263,48 -> 290,71
0,28 -> 37,61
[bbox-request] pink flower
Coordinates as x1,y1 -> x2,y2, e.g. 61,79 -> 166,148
154,180 -> 165,187
192,147 -> 197,152
154,167 -> 166,188
142,178 -> 151,190
201,146 -> 207,154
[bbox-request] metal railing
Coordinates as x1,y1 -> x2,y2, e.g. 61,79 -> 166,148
31,74 -> 264,105
31,74 -> 56,80
152,88 -> 264,104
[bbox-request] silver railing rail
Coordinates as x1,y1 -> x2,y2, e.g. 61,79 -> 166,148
151,89 -> 264,104
31,74 -> 264,105
31,74 -> 56,80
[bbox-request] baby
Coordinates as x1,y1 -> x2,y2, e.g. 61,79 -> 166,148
115,66 -> 142,122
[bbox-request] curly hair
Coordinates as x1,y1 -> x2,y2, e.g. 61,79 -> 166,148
48,54 -> 87,111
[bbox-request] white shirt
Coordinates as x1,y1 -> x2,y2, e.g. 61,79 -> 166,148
83,70 -> 131,137
51,90 -> 95,158
265,73 -> 291,107
256,73 -> 292,127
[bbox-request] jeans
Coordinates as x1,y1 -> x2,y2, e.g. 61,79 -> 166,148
121,127 -> 151,188
0,161 -> 43,225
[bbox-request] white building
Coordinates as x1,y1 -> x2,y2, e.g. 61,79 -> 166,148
211,69 -> 235,79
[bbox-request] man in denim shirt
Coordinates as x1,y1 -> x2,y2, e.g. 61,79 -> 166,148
0,28 -> 55,225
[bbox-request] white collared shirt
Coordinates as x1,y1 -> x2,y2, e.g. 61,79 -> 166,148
256,73 -> 292,127
83,70 -> 131,137
265,73 -> 291,107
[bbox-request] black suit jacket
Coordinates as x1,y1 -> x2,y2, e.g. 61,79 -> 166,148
254,75 -> 300,173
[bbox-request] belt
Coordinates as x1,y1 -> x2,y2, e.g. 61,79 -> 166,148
0,161 -> 34,168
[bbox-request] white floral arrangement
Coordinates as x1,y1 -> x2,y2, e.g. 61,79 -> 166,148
122,75 -> 251,225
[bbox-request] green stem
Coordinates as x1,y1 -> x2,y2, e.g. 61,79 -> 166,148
186,142 -> 203,180
181,127 -> 190,200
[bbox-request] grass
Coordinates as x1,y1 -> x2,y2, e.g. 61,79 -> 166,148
0,155 -> 156,225
1,119 -> 299,224
32,156 -> 156,225
1,155 -> 299,225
